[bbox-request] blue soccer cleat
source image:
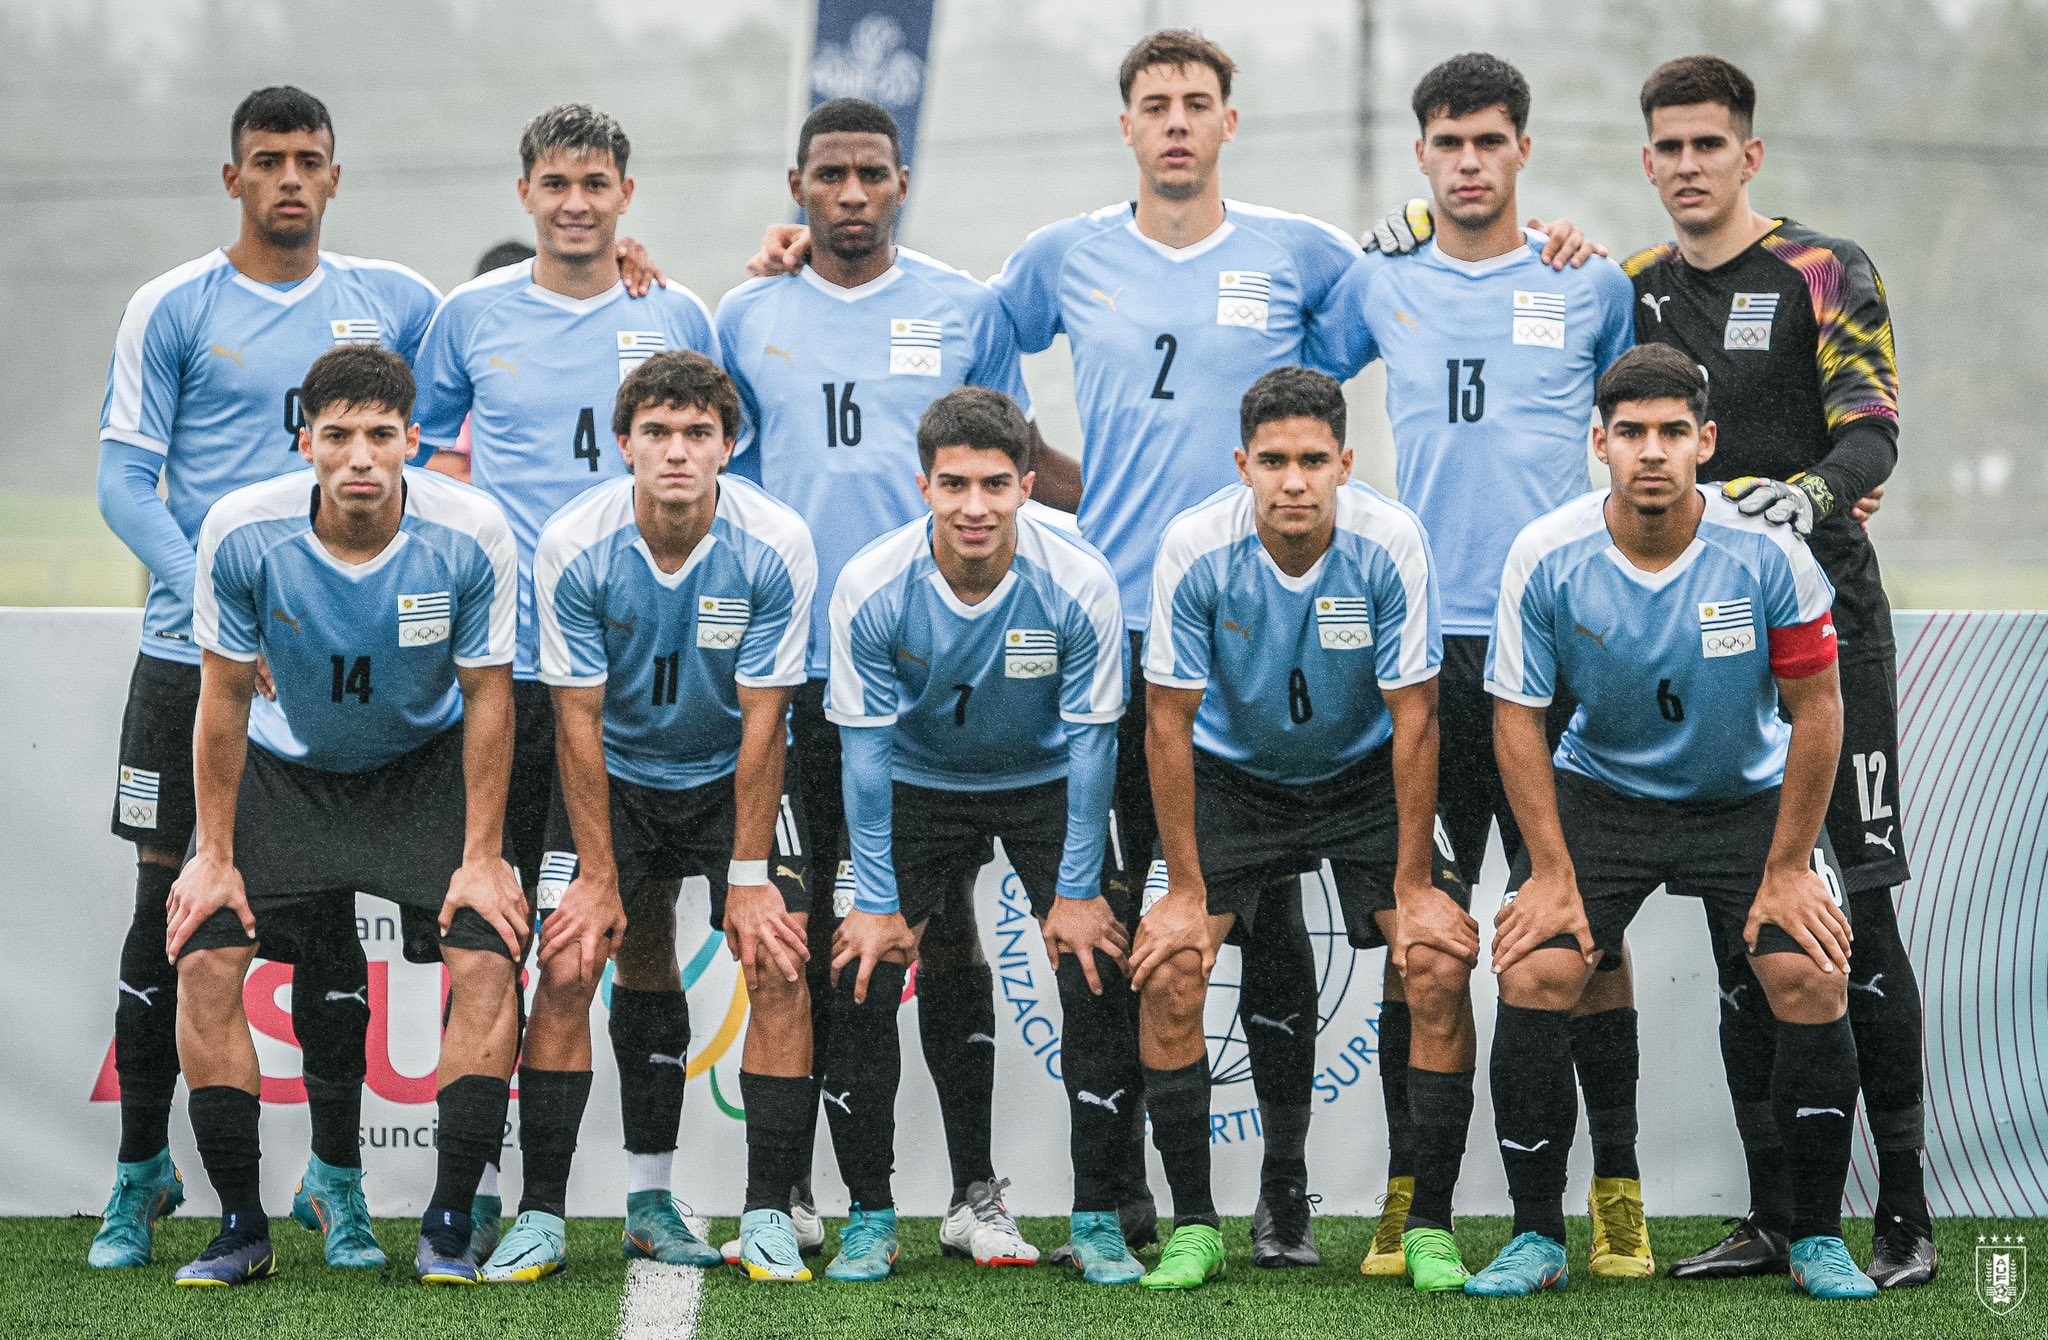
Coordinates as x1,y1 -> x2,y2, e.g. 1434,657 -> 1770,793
824,1206 -> 899,1283
470,1193 -> 503,1263
1465,1231 -> 1569,1297
173,1217 -> 276,1288
416,1208 -> 482,1286
736,1208 -> 812,1283
88,1149 -> 185,1268
291,1154 -> 387,1268
482,1210 -> 567,1283
1060,1210 -> 1145,1285
622,1190 -> 723,1266
1789,1235 -> 1879,1300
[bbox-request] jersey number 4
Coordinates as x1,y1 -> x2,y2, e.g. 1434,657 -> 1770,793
572,407 -> 601,472
330,655 -> 373,704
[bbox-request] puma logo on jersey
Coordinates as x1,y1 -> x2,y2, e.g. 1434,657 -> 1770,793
1795,1107 -> 1846,1120
1087,287 -> 1123,312
1246,1012 -> 1301,1036
1394,310 -> 1420,330
1077,1088 -> 1126,1114
1641,293 -> 1671,322
210,343 -> 246,366
272,607 -> 302,634
1573,622 -> 1607,648
606,615 -> 636,635
488,355 -> 520,377
1222,619 -> 1253,644
1500,1137 -> 1551,1153
1865,825 -> 1897,853
323,988 -> 368,1006
648,1052 -> 688,1070
764,344 -> 796,366
822,1088 -> 853,1114
1849,974 -> 1887,998
117,981 -> 160,1006
896,647 -> 929,668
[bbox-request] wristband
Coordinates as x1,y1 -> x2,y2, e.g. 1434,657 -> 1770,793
728,859 -> 769,887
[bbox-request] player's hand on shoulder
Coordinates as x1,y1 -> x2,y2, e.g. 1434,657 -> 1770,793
539,867 -> 626,984
746,225 -> 812,278
1389,875 -> 1480,976
1523,217 -> 1609,270
616,236 -> 667,297
1042,893 -> 1131,996
1362,198 -> 1433,256
164,850 -> 252,960
723,882 -> 810,988
442,854 -> 529,960
831,908 -> 916,1003
252,655 -> 277,702
1723,474 -> 1827,536
1746,860 -> 1853,975
1128,883 -> 1215,990
1491,866 -> 1594,973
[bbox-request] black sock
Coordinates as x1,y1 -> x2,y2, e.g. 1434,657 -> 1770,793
430,1074 -> 509,1215
608,986 -> 689,1157
1377,998 -> 1415,1181
800,917 -> 835,1197
1116,982 -> 1153,1209
1239,882 -> 1316,1193
1145,1059 -> 1217,1228
517,1067 -> 593,1218
1774,1014 -> 1859,1242
1485,1002 -> 1573,1243
1408,1067 -> 1478,1234
190,1085 -> 265,1234
1572,1005 -> 1641,1181
741,1073 -> 813,1214
1054,953 -> 1142,1212
916,962 -> 997,1196
1718,956 -> 1792,1232
293,904 -> 369,1170
116,862 -> 180,1164
1845,887 -> 1929,1226
823,960 -> 905,1209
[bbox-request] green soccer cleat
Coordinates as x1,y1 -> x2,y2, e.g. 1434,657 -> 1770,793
481,1210 -> 567,1283
1789,1235 -> 1879,1300
622,1190 -> 723,1267
469,1194 -> 502,1263
824,1206 -> 899,1283
291,1154 -> 387,1268
87,1149 -> 185,1269
736,1208 -> 812,1283
1061,1210 -> 1145,1286
1465,1231 -> 1569,1297
1140,1223 -> 1225,1291
1403,1226 -> 1472,1292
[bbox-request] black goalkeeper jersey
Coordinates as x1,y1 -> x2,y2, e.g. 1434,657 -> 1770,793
1624,219 -> 1901,664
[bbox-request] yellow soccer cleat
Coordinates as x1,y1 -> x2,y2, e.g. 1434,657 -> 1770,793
1588,1176 -> 1656,1278
1359,1175 -> 1414,1276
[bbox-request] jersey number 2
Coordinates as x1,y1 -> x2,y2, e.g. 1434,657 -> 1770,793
1151,334 -> 1178,400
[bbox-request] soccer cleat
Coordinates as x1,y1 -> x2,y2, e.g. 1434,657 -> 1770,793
622,1190 -> 723,1267
1465,1231 -> 1569,1297
1403,1226 -> 1471,1292
736,1208 -> 812,1283
469,1193 -> 502,1263
1868,1206 -> 1938,1289
1251,1182 -> 1321,1268
1668,1214 -> 1791,1279
1587,1176 -> 1655,1278
416,1210 -> 482,1286
1140,1223 -> 1225,1291
722,1183 -> 828,1264
173,1220 -> 277,1288
481,1210 -> 568,1283
824,1206 -> 899,1283
88,1149 -> 185,1268
1059,1211 -> 1145,1285
291,1154 -> 387,1269
940,1178 -> 1040,1267
1789,1235 -> 1879,1300
1359,1175 -> 1413,1277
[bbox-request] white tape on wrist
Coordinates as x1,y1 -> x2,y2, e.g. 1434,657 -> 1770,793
728,859 -> 769,887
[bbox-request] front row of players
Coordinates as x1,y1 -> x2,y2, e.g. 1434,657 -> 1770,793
163,338 -> 1878,1299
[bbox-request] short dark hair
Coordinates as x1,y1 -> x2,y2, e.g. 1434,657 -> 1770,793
916,387 -> 1032,474
230,85 -> 332,161
474,240 -> 535,276
520,102 -> 630,178
797,98 -> 901,168
1595,345 -> 1709,425
1118,29 -> 1236,105
1240,367 -> 1347,448
612,351 -> 740,441
1411,52 -> 1531,134
299,346 -> 414,426
1639,55 -> 1757,139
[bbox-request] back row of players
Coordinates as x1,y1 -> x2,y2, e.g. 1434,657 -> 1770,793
88,32 -> 1932,1299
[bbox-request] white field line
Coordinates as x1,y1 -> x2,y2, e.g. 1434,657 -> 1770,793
616,1211 -> 712,1340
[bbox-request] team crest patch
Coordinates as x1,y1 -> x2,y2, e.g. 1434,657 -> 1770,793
1511,290 -> 1567,349
1724,293 -> 1778,351
888,318 -> 943,377
1976,1233 -> 2027,1316
1315,596 -> 1373,650
1217,271 -> 1271,330
397,592 -> 451,646
1699,598 -> 1756,658
330,318 -> 382,346
535,851 -> 578,911
117,765 -> 160,830
696,596 -> 750,650
617,331 -> 667,382
1003,628 -> 1058,678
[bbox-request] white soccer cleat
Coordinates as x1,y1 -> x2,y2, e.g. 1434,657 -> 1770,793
723,1183 -> 827,1264
939,1178 -> 1040,1267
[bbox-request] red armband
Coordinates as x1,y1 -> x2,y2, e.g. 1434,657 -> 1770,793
1768,611 -> 1838,679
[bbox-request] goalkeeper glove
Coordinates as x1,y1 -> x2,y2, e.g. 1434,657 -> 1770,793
1723,473 -> 1836,536
1364,198 -> 1434,255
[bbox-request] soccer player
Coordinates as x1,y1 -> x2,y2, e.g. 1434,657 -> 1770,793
423,241 -> 538,487
520,352 -> 817,1281
90,85 -> 440,1272
1314,53 -> 1651,1278
1470,344 -> 1876,1301
717,97 -> 1077,1265
1622,57 -> 1933,1286
1128,367 -> 1464,1291
822,388 -> 1138,1285
163,347 -> 525,1288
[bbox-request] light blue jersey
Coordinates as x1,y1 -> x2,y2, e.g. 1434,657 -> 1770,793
1146,481 -> 1441,786
990,201 -> 1364,629
1486,488 -> 1837,802
99,249 -> 441,664
412,259 -> 720,677
828,512 -> 1125,912
1312,235 -> 1636,635
535,474 -> 815,791
717,250 -> 1034,677
192,468 -> 517,773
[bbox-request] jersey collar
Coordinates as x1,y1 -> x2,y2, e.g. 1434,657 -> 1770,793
226,250 -> 331,307
524,279 -> 627,315
302,479 -> 413,579
799,263 -> 904,302
1122,211 -> 1237,263
1420,231 -> 1541,278
1599,485 -> 1710,590
631,523 -> 718,589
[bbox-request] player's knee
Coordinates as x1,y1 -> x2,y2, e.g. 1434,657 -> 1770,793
1401,944 -> 1472,1016
530,960 -> 600,1011
1575,949 -> 1635,1015
747,965 -> 809,1023
1498,951 -> 1586,1013
1143,950 -> 1209,1024
1753,953 -> 1847,1024
444,948 -> 518,1017
175,950 -> 246,1024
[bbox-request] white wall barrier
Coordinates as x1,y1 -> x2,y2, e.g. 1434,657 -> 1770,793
1,608 -> 2040,1218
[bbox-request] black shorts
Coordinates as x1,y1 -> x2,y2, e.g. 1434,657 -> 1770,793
111,653 -> 201,850
1516,770 -> 1852,968
1437,635 -> 1576,882
1188,746 -> 1468,951
507,679 -> 558,890
1828,654 -> 1910,895
888,778 -> 1138,930
536,771 -> 809,930
178,889 -> 364,963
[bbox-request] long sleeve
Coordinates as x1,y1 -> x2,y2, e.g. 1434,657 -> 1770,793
97,441 -> 195,605
840,721 -> 900,915
1055,719 -> 1117,901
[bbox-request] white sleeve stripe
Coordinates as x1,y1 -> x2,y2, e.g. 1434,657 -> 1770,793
1338,489 -> 1433,682
537,670 -> 606,688
1061,707 -> 1126,724
201,644 -> 259,663
825,524 -> 926,722
100,427 -> 169,455
737,671 -> 808,690
1022,520 -> 1125,717
1143,671 -> 1207,691
724,480 -> 817,687
1490,494 -> 1608,696
1377,666 -> 1441,691
106,252 -> 227,440
1223,199 -> 1365,254
1143,497 -> 1240,682
824,710 -> 897,728
318,252 -> 444,300
454,652 -> 515,668
1486,683 -> 1553,708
